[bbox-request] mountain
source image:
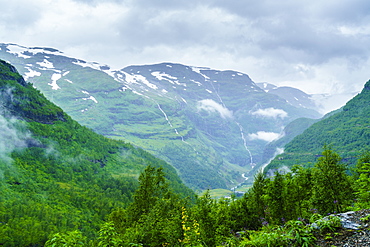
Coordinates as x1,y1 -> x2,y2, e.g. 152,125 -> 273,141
256,82 -> 358,114
0,43 -> 322,190
265,79 -> 370,172
256,82 -> 319,111
0,59 -> 193,245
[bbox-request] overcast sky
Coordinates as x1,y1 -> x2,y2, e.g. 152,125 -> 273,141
1,0 -> 370,95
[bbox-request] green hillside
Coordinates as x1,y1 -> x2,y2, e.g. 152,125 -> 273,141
2,58 -> 370,247
0,44 -> 324,190
0,60 -> 194,246
266,80 -> 370,171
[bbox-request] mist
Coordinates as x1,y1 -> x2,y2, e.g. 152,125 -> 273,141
0,115 -> 29,164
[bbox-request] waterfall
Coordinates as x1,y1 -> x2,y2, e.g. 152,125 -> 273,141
236,122 -> 254,167
210,80 -> 254,167
155,101 -> 192,146
156,102 -> 173,127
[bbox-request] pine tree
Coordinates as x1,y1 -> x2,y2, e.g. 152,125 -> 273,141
354,151 -> 370,207
311,146 -> 353,214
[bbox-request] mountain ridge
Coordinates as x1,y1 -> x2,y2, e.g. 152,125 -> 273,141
0,43 -> 323,190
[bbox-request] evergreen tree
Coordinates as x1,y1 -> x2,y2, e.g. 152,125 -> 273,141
192,190 -> 217,247
354,151 -> 370,207
265,172 -> 286,225
311,146 -> 353,214
248,171 -> 268,225
286,165 -> 313,220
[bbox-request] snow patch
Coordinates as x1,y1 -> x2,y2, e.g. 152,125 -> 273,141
6,44 -> 64,60
206,89 -> 213,94
191,66 -> 210,80
124,73 -> 158,89
132,90 -> 143,96
83,96 -> 98,103
37,59 -> 54,69
151,71 -> 178,84
49,73 -> 61,90
6,44 -> 29,58
190,79 -> 202,86
73,60 -> 101,70
24,68 -> 41,81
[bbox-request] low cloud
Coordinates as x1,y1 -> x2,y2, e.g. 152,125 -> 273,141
248,131 -> 280,142
197,99 -> 233,119
0,115 -> 29,164
250,107 -> 288,119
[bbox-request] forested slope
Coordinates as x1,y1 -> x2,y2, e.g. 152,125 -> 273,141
0,60 -> 194,246
266,80 -> 370,171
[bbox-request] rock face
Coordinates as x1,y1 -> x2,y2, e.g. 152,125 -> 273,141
316,209 -> 370,247
337,211 -> 368,230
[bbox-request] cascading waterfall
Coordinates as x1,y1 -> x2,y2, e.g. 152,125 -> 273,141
210,81 -> 255,168
210,81 -> 225,107
236,122 -> 254,167
156,102 -> 173,127
155,101 -> 192,146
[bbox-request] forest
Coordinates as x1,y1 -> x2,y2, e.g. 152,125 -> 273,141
1,59 -> 370,246
24,147 -> 370,246
1,147 -> 364,246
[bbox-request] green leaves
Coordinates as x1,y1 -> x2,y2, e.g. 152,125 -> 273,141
44,230 -> 86,247
311,146 -> 353,214
354,152 -> 370,207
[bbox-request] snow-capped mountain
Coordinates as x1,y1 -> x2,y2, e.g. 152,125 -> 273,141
0,43 -> 322,190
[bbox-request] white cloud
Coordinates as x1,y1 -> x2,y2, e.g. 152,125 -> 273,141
250,107 -> 288,119
248,131 -> 281,142
1,0 -> 370,102
197,99 -> 233,119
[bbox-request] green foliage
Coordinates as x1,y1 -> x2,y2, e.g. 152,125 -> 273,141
354,151 -> 370,207
44,230 -> 86,247
310,214 -> 341,233
109,165 -> 187,247
4,58 -> 370,247
97,222 -> 123,247
0,60 -> 194,246
311,146 -> 354,214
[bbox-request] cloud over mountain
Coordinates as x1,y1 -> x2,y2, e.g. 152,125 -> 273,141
1,0 -> 369,97
197,99 -> 233,119
250,107 -> 288,119
248,131 -> 281,142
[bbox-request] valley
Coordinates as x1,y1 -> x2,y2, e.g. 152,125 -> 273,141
0,43 -> 325,191
1,47 -> 370,246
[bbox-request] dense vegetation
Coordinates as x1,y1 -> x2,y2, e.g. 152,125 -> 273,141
2,59 -> 370,246
0,60 -> 194,246
41,147 -> 370,246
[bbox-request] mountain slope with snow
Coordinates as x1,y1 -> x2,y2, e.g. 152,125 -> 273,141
0,43 -> 322,190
